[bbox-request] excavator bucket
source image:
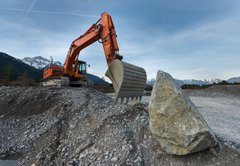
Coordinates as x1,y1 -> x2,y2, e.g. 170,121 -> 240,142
105,59 -> 147,104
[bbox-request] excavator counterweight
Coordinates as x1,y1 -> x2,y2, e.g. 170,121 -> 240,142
43,12 -> 147,103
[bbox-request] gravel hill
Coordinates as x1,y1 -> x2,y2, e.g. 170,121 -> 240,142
0,86 -> 240,166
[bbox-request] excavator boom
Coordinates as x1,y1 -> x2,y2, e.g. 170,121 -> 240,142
43,12 -> 147,103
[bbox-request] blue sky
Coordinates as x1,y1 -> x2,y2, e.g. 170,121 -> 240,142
0,0 -> 239,80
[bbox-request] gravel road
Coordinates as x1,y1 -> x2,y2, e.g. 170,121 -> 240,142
190,96 -> 240,146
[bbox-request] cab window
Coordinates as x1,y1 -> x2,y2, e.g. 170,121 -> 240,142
78,63 -> 86,74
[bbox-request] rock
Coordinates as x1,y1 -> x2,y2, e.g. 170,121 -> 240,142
75,140 -> 93,155
79,153 -> 86,158
149,70 -> 217,155
111,156 -> 118,162
134,156 -> 142,163
23,130 -> 30,135
122,145 -> 126,151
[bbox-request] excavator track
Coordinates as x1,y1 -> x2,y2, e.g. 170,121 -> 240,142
42,76 -> 70,87
106,59 -> 146,104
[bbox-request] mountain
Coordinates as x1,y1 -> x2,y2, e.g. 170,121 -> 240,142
0,52 -> 42,81
148,79 -> 208,86
22,56 -> 62,69
0,53 -> 109,86
203,79 -> 222,84
148,77 -> 239,86
147,78 -> 156,86
227,77 -> 240,83
87,74 -> 109,86
178,79 -> 207,86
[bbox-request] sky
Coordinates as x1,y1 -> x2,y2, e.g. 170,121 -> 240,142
0,0 -> 239,80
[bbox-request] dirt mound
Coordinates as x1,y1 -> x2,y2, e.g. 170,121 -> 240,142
0,86 -> 61,117
0,86 -> 240,165
189,85 -> 240,98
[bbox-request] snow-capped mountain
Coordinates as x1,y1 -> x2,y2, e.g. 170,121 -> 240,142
147,78 -> 156,86
22,56 -> 62,69
147,77 -> 239,86
148,79 -> 208,86
227,77 -> 240,83
203,79 -> 222,84
179,79 -> 207,86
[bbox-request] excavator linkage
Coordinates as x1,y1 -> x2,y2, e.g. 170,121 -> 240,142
106,59 -> 146,104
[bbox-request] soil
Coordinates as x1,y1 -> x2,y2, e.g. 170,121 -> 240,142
0,86 -> 240,166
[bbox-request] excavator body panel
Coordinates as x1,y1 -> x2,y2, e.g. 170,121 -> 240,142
43,65 -> 63,79
43,65 -> 70,87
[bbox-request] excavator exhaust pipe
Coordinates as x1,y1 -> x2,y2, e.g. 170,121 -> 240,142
106,59 -> 147,104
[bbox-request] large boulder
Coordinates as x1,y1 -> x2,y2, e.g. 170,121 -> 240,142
149,70 -> 217,155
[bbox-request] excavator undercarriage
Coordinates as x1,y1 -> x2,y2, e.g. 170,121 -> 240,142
42,76 -> 70,87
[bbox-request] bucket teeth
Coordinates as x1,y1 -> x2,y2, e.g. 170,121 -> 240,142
120,98 -> 124,104
125,97 -> 129,104
114,96 -> 143,105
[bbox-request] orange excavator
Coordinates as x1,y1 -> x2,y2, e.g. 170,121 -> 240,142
43,12 -> 146,103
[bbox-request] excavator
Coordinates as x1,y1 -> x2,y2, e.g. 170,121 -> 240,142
43,12 -> 146,103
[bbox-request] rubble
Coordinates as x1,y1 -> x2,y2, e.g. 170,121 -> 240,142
149,70 -> 218,155
0,86 -> 239,165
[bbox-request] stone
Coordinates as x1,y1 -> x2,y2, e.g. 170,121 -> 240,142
149,70 -> 217,155
134,156 -> 142,163
111,156 -> 118,162
75,140 -> 93,155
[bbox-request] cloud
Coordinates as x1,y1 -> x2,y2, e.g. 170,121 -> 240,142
0,0 -> 240,81
112,9 -> 240,80
0,7 -> 99,18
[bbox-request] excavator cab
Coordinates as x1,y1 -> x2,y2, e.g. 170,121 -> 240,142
69,60 -> 88,86
78,60 -> 87,75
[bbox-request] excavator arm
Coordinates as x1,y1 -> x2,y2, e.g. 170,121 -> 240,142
63,13 -> 122,76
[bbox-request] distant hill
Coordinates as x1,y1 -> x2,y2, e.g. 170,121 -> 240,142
0,52 -> 42,82
87,73 -> 109,86
175,79 -> 207,86
148,79 -> 209,86
227,77 -> 240,83
148,77 -> 239,86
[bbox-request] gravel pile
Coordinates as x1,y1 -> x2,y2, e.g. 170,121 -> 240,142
0,86 -> 240,165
